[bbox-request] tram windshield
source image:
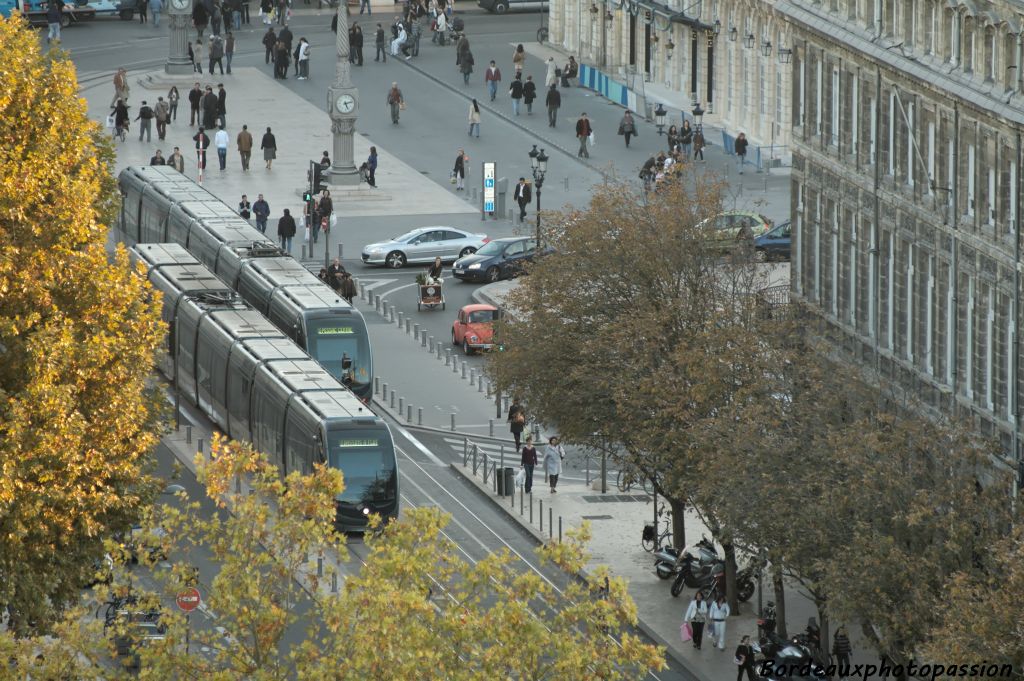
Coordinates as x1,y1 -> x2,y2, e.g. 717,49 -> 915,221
307,316 -> 372,394
327,428 -> 397,504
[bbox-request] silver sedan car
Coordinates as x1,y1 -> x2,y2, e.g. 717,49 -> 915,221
361,227 -> 489,268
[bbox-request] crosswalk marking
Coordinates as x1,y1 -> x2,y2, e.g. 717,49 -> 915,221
440,437 -> 619,483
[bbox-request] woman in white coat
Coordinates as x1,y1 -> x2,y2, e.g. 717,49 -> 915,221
544,56 -> 558,88
542,436 -> 565,492
683,591 -> 709,650
708,594 -> 730,650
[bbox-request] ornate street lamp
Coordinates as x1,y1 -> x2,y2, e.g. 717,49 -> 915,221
761,40 -> 772,57
528,145 -> 548,249
666,38 -> 675,59
713,19 -> 721,36
744,32 -> 755,49
778,47 -> 793,64
605,10 -> 613,21
692,103 -> 704,126
729,26 -> 737,42
654,103 -> 667,134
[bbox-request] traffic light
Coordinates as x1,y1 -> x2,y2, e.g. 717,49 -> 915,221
311,160 -> 328,194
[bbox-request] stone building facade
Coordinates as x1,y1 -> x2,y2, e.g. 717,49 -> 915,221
548,0 -> 794,149
778,0 -> 1024,464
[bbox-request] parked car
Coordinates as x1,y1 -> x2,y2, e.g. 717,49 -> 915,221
361,227 -> 488,268
477,0 -> 547,13
452,236 -> 546,283
699,210 -> 773,252
111,613 -> 166,671
79,0 -> 139,20
753,220 -> 791,262
451,304 -> 499,354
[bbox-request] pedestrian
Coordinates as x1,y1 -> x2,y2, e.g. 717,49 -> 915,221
225,31 -> 235,73
214,125 -> 229,170
327,257 -> 345,291
452,148 -> 466,191
374,23 -> 387,62
513,177 -> 530,221
318,189 -> 333,234
735,635 -> 757,681
277,208 -> 296,252
391,21 -> 407,57
467,99 -> 480,138
154,96 -> 170,140
296,37 -> 310,79
252,193 -> 270,232
833,626 -> 852,677
522,75 -> 536,114
365,146 -> 377,187
45,0 -> 63,45
149,149 -> 166,165
260,0 -> 272,23
666,123 -> 678,152
275,0 -> 287,25
192,39 -> 204,73
138,0 -> 148,23
679,120 -> 693,158
135,100 -> 154,142
545,82 -> 560,127
561,55 -> 578,87
459,48 -> 474,85
274,40 -> 289,78
456,33 -> 470,66
188,82 -> 202,125
237,194 -> 252,219
192,0 -> 208,38
216,83 -> 227,128
485,60 -> 501,102
111,67 -> 129,107
684,591 -> 708,650
507,397 -> 526,449
709,595 -> 730,650
236,124 -> 253,170
693,125 -> 706,162
410,14 -> 422,57
575,112 -> 592,159
263,26 -> 277,63
231,0 -> 242,29
201,86 -> 217,129
433,8 -> 446,44
278,23 -> 293,55
211,0 -> 223,35
734,131 -> 748,174
617,110 -> 637,148
351,24 -> 364,66
386,82 -> 403,124
112,99 -> 129,140
167,86 -> 180,122
509,72 -> 524,116
339,272 -> 357,304
261,126 -> 276,169
169,146 -> 186,172
304,196 -> 319,244
544,56 -> 557,88
193,127 -> 210,171
520,435 -> 537,494
359,0 -> 369,14
511,43 -> 525,75
543,436 -> 564,493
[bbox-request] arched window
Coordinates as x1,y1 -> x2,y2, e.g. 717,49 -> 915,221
1002,30 -> 1019,91
945,8 -> 960,66
963,15 -> 975,72
984,26 -> 996,81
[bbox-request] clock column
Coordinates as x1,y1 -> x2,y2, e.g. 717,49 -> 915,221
166,0 -> 194,75
327,2 -> 359,185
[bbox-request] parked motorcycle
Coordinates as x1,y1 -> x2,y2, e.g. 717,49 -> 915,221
653,536 -> 718,580
670,559 -> 757,601
753,630 -> 828,680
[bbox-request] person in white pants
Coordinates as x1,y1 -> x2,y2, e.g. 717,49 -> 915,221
709,595 -> 730,650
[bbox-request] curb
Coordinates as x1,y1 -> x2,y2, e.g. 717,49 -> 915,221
448,461 -> 703,681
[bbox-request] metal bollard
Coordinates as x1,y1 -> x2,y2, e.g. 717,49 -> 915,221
399,397 -> 404,414
549,508 -> 553,538
374,294 -> 381,312
492,462 -> 497,492
511,482 -> 515,508
478,378 -> 485,393
332,572 -> 338,593
531,495 -> 535,524
317,556 -> 323,577
405,318 -> 412,334
519,487 -> 524,515
390,391 -> 396,409
469,368 -> 476,386
500,443 -> 504,470
397,311 -> 404,328
507,208 -> 514,223
445,349 -> 451,366
461,363 -> 467,379
452,355 -> 459,373
197,438 -> 204,455
338,243 -> 344,258
235,475 -> 241,493
450,413 -> 456,431
558,516 -> 562,542
186,425 -> 192,444
301,244 -> 307,260
489,419 -> 494,437
389,308 -> 395,323
539,500 -> 543,531
485,380 -> 492,397
414,323 -> 420,339
381,299 -> 388,316
472,444 -> 478,474
436,344 -> 442,360
483,455 -> 489,484
382,382 -> 388,402
428,336 -> 435,352
421,333 -> 427,347
418,407 -> 423,425
374,376 -> 380,395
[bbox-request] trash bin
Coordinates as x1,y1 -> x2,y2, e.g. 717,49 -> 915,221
497,466 -> 515,496
495,177 -> 508,217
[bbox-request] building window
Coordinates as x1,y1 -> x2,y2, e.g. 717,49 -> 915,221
869,95 -> 877,163
965,277 -> 974,399
795,184 -> 803,292
742,51 -> 750,113
1010,161 -> 1018,233
776,67 -> 784,127
926,1 -> 937,55
887,232 -> 895,350
760,61 -> 767,116
984,26 -> 996,81
832,205 -> 839,315
830,68 -> 839,146
869,0 -> 880,34
949,10 -> 960,67
883,0 -> 895,37
903,0 -> 915,50
727,49 -> 734,113
963,17 -> 975,72
868,221 -> 876,338
1004,32 -> 1018,92
906,99 -> 914,186
927,120 -> 935,194
816,57 -> 823,135
798,52 -> 806,127
947,123 -> 955,206
945,267 -> 954,384
985,289 -> 994,411
848,0 -> 856,21
814,195 -> 822,302
849,215 -> 857,326
888,91 -> 896,176
1007,311 -> 1016,422
905,243 -> 914,361
851,76 -> 859,156
925,255 -> 934,375
988,167 -> 996,226
967,144 -> 976,216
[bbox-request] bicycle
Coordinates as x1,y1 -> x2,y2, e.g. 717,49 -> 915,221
616,466 -> 653,494
642,503 -> 672,552
536,25 -> 549,43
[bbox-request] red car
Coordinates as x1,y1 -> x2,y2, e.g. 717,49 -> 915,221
451,304 -> 499,355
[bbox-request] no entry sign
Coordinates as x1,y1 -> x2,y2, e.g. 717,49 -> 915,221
176,587 -> 201,613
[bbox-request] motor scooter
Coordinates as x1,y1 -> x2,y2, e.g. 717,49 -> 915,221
653,535 -> 718,580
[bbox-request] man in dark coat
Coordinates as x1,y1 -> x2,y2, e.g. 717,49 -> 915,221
513,177 -> 531,222
545,83 -> 560,128
216,83 -> 227,128
188,82 -> 203,126
192,0 -> 209,37
278,25 -> 293,53
277,208 -> 296,252
192,127 -> 211,170
262,27 -> 276,64
351,24 -> 364,66
201,86 -> 218,129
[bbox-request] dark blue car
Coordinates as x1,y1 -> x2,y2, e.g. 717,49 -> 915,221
452,236 -> 542,283
754,220 -> 791,262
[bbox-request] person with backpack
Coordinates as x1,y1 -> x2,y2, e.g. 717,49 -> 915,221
154,97 -> 170,140
135,100 -> 155,142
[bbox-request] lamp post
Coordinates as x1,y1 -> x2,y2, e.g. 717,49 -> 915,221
744,32 -> 755,49
654,103 -> 667,135
728,26 -> 737,42
778,47 -> 793,64
761,40 -> 772,57
692,102 -> 704,126
528,145 -> 548,250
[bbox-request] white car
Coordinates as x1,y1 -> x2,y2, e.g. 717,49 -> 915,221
78,0 -> 137,19
361,227 -> 488,268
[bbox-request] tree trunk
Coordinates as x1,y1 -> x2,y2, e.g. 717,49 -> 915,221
772,567 -> 787,639
818,608 -> 830,662
668,497 -> 686,550
723,541 -> 738,613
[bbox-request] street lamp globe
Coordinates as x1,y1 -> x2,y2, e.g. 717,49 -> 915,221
654,103 -> 667,134
692,103 -> 704,126
536,148 -> 548,176
744,32 -> 755,49
713,19 -> 721,35
529,144 -> 540,170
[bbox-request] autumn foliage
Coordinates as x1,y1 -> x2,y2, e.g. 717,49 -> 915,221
0,16 -> 164,632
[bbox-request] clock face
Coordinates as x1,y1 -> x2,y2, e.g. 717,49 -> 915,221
336,94 -> 356,114
171,0 -> 189,10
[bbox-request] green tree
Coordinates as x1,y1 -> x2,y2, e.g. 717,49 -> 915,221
0,16 -> 164,634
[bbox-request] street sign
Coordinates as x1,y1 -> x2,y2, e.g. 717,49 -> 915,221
176,587 -> 201,613
482,161 -> 496,214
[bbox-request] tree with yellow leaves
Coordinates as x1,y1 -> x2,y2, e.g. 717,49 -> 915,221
0,15 -> 165,634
